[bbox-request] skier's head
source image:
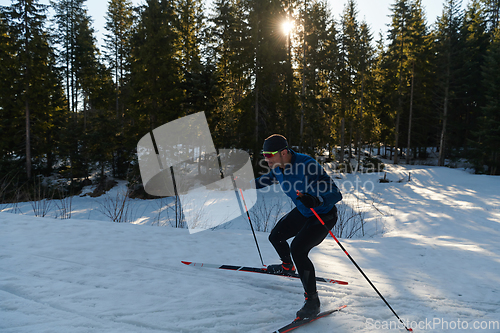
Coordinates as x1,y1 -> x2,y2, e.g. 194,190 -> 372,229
263,134 -> 288,155
262,134 -> 290,169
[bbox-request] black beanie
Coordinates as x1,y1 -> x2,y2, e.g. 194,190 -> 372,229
263,134 -> 288,152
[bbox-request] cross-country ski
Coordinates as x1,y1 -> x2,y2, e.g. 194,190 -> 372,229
181,261 -> 349,285
272,305 -> 347,333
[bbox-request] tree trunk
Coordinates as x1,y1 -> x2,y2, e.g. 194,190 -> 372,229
254,15 -> 260,156
394,10 -> 405,165
439,51 -> 451,167
23,6 -> 31,179
407,61 -> 415,165
339,117 -> 345,164
25,100 -> 31,179
438,84 -> 449,166
356,74 -> 364,168
299,27 -> 306,152
348,121 -> 353,160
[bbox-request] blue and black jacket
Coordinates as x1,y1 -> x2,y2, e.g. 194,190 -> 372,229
255,149 -> 342,217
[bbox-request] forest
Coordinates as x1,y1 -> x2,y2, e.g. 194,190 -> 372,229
1,0 -> 500,197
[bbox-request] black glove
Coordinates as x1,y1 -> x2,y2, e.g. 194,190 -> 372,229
297,193 -> 322,208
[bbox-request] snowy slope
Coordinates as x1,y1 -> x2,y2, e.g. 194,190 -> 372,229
1,165 -> 500,332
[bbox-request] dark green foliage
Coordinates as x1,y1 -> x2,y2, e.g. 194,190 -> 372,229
128,0 -> 183,131
453,1 -> 490,154
2,0 -> 500,187
1,0 -> 67,178
472,27 -> 500,174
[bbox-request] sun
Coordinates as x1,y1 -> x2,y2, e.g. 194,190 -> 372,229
282,20 -> 294,35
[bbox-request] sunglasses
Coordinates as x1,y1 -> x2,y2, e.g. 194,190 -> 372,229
262,147 -> 287,158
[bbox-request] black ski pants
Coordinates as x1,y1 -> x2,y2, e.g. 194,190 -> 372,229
268,206 -> 337,295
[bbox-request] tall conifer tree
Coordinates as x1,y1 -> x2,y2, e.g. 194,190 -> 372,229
480,0 -> 500,30
404,0 -> 433,162
475,27 -> 500,174
209,0 -> 252,148
7,0 -> 66,177
129,0 -> 183,134
0,8 -> 19,170
246,0 -> 289,146
104,0 -> 134,120
385,0 -> 412,163
337,0 -> 374,163
434,0 -> 463,166
456,0 -> 489,153
300,0 -> 338,152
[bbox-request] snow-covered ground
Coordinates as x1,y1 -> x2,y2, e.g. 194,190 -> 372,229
1,165 -> 500,332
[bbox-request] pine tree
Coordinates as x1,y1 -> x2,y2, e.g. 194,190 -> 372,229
480,0 -> 500,30
370,33 -> 388,155
104,0 -> 134,121
337,0 -> 361,163
434,0 -> 463,166
75,14 -> 102,117
51,0 -> 89,115
0,7 -> 19,172
29,50 -> 67,176
299,0 -> 336,152
282,0 -> 296,148
476,27 -> 500,174
402,0 -> 433,163
208,0 -> 252,148
7,0 -> 67,178
80,49 -> 116,178
456,0 -> 489,155
52,0 -> 107,179
336,0 -> 374,164
384,0 -> 413,163
353,22 -> 374,165
129,0 -> 183,134
8,0 -> 45,178
319,9 -> 341,159
246,0 -> 290,148
177,0 -> 209,116
379,0 -> 433,164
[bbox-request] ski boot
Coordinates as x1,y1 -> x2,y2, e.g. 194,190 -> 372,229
266,262 -> 295,276
296,292 -> 320,320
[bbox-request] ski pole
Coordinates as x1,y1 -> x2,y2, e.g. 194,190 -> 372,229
297,191 -> 412,332
232,175 -> 265,267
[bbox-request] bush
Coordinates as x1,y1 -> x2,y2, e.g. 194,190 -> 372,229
362,157 -> 385,173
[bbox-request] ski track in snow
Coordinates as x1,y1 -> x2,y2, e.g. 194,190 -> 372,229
1,165 -> 500,332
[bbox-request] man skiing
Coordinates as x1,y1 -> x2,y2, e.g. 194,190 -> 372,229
255,134 -> 342,319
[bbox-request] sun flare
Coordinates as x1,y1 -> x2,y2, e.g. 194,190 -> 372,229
282,20 -> 294,35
